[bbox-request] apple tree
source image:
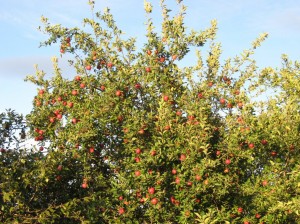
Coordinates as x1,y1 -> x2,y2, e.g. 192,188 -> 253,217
1,0 -> 300,223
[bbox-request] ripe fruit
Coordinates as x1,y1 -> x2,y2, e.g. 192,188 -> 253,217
135,148 -> 142,154
175,177 -> 180,184
107,62 -> 113,68
208,81 -> 214,87
163,95 -> 169,102
72,90 -> 78,96
261,180 -> 268,187
159,57 -> 165,63
118,196 -> 123,201
216,150 -> 221,156
150,150 -> 156,156
261,139 -> 268,145
237,207 -> 243,213
248,143 -> 255,149
81,183 -> 88,188
255,213 -> 261,219
118,207 -> 125,215
89,147 -> 95,153
225,159 -> 231,165
135,83 -> 141,89
145,67 -> 151,72
39,89 -> 45,95
186,181 -> 192,186
176,111 -> 182,116
237,102 -> 243,108
179,154 -> 186,161
195,175 -> 201,181
197,92 -> 204,99
68,102 -> 74,108
146,50 -> 152,55
271,151 -> 277,157
220,98 -> 226,105
60,48 -> 65,53
80,83 -> 86,88
75,75 -> 81,81
172,54 -> 177,60
134,157 -> 141,163
49,117 -> 55,123
138,129 -> 145,135
171,169 -> 177,175
148,187 -> 155,194
85,65 -> 91,70
135,170 -> 141,176
56,114 -> 62,120
151,198 -> 158,205
100,85 -> 105,91
57,165 -> 63,171
39,146 -> 44,151
116,90 -> 122,97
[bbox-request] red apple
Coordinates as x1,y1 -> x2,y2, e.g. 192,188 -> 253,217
151,198 -> 158,205
145,67 -> 151,72
68,102 -> 74,108
171,169 -> 177,175
89,147 -> 95,153
219,98 -> 226,105
135,83 -> 141,89
262,180 -> 268,186
72,118 -> 77,124
176,111 -> 182,116
186,181 -> 192,186
148,187 -> 155,194
175,177 -> 180,184
72,90 -> 78,96
57,165 -> 63,171
179,154 -> 186,161
100,85 -> 105,91
39,89 -> 45,95
261,139 -> 268,145
135,148 -> 141,154
135,170 -> 141,176
195,175 -> 201,181
75,75 -> 81,81
80,83 -> 86,88
237,207 -> 243,213
225,159 -> 231,165
85,65 -> 91,70
116,90 -> 122,97
150,150 -> 156,156
107,62 -> 113,68
163,95 -> 169,102
81,183 -> 88,188
248,143 -> 255,149
118,207 -> 125,215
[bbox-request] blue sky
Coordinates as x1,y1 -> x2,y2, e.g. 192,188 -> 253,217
1,0 -> 300,115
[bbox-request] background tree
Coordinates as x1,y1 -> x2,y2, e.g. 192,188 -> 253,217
1,0 -> 299,223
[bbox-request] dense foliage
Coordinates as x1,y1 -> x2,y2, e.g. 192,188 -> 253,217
1,1 -> 300,223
